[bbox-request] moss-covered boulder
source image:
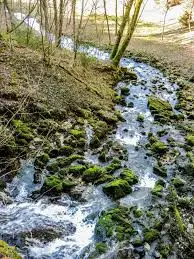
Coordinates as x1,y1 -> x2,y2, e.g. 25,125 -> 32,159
151,182 -> 164,197
120,168 -> 138,185
137,113 -> 144,122
12,119 -> 34,146
56,154 -> 83,167
103,179 -> 132,199
150,140 -> 168,155
34,153 -> 49,169
95,207 -> 134,241
70,129 -> 85,139
186,135 -> 194,146
93,121 -> 109,139
121,86 -> 130,96
0,240 -> 21,259
94,242 -> 108,255
68,165 -> 86,176
59,145 -> 74,156
148,96 -> 174,122
143,229 -> 160,243
82,166 -> 104,182
153,165 -> 167,177
171,177 -> 185,188
46,162 -> 59,173
0,179 -> 6,191
104,159 -> 121,174
43,175 -> 75,194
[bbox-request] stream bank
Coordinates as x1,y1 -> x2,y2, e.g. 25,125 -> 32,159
0,14 -> 193,259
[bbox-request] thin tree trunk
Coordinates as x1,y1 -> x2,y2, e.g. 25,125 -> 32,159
58,0 -> 65,46
113,0 -> 143,67
115,0 -> 118,35
111,0 -> 134,60
103,0 -> 111,45
161,1 -> 169,40
4,0 -> 14,31
41,0 -> 49,34
53,0 -> 58,38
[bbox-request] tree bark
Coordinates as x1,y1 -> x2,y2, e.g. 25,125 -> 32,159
103,0 -> 111,45
53,0 -> 58,38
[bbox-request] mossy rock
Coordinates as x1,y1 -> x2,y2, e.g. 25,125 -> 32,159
34,153 -> 49,169
0,179 -> 6,191
137,113 -> 144,122
120,168 -> 138,185
43,175 -> 75,194
115,95 -> 126,106
59,145 -> 74,156
95,174 -> 113,185
93,121 -> 109,139
148,96 -> 174,122
103,179 -> 132,199
151,183 -> 164,197
82,166 -> 104,182
37,119 -> 59,134
90,136 -> 101,148
171,177 -> 185,188
133,208 -> 143,218
150,140 -> 168,155
95,242 -> 108,255
56,154 -> 83,167
0,126 -> 17,157
121,86 -> 130,96
68,165 -> 86,176
98,110 -> 118,124
158,243 -> 172,258
104,159 -> 121,174
95,207 -> 134,241
186,135 -> 194,146
46,162 -> 58,173
153,165 -> 167,177
70,129 -> 85,139
0,240 -> 21,259
12,119 -> 34,143
143,229 -> 160,243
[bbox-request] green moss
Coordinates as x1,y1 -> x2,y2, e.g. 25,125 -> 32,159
93,121 -> 109,139
174,205 -> 185,233
90,136 -> 101,148
148,95 -> 174,122
104,159 -> 121,174
120,168 -> 138,185
56,154 -> 83,167
186,135 -> 194,146
152,183 -> 164,197
13,119 -> 34,143
68,165 -> 86,176
172,177 -> 185,187
132,236 -> 143,246
44,175 -> 75,193
0,126 -> 17,156
150,140 -> 168,155
95,243 -> 108,255
0,179 -> 6,191
159,243 -> 172,258
46,162 -> 58,173
95,174 -> 113,185
98,110 -> 118,124
34,153 -> 49,169
59,145 -> 74,156
103,179 -> 132,199
82,166 -> 104,182
95,207 -> 134,241
121,86 -> 130,96
137,113 -> 144,122
70,129 -> 85,139
0,240 -> 21,259
115,95 -> 126,105
133,208 -> 143,218
153,165 -> 167,177
143,229 -> 160,243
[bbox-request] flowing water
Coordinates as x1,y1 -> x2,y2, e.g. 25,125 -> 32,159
0,13 -> 186,258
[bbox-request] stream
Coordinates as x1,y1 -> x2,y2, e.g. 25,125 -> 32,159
0,13 -> 187,259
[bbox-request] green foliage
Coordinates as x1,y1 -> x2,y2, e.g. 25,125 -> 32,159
103,179 -> 132,199
0,240 -> 21,259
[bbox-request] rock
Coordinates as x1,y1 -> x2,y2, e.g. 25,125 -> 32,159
34,153 -> 49,169
103,179 -> 132,199
128,102 -> 134,108
153,165 -> 167,177
148,95 -> 174,122
120,168 -> 138,185
143,229 -> 160,243
82,166 -> 104,183
68,165 -> 86,176
0,192 -> 13,204
121,86 -> 130,96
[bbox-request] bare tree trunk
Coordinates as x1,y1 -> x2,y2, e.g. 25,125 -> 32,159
53,0 -> 58,38
72,0 -> 77,59
58,0 -> 65,46
41,0 -> 49,33
4,0 -> 14,31
161,0 -> 169,40
112,0 -> 143,67
111,0 -> 134,60
103,0 -> 111,45
115,0 -> 118,35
